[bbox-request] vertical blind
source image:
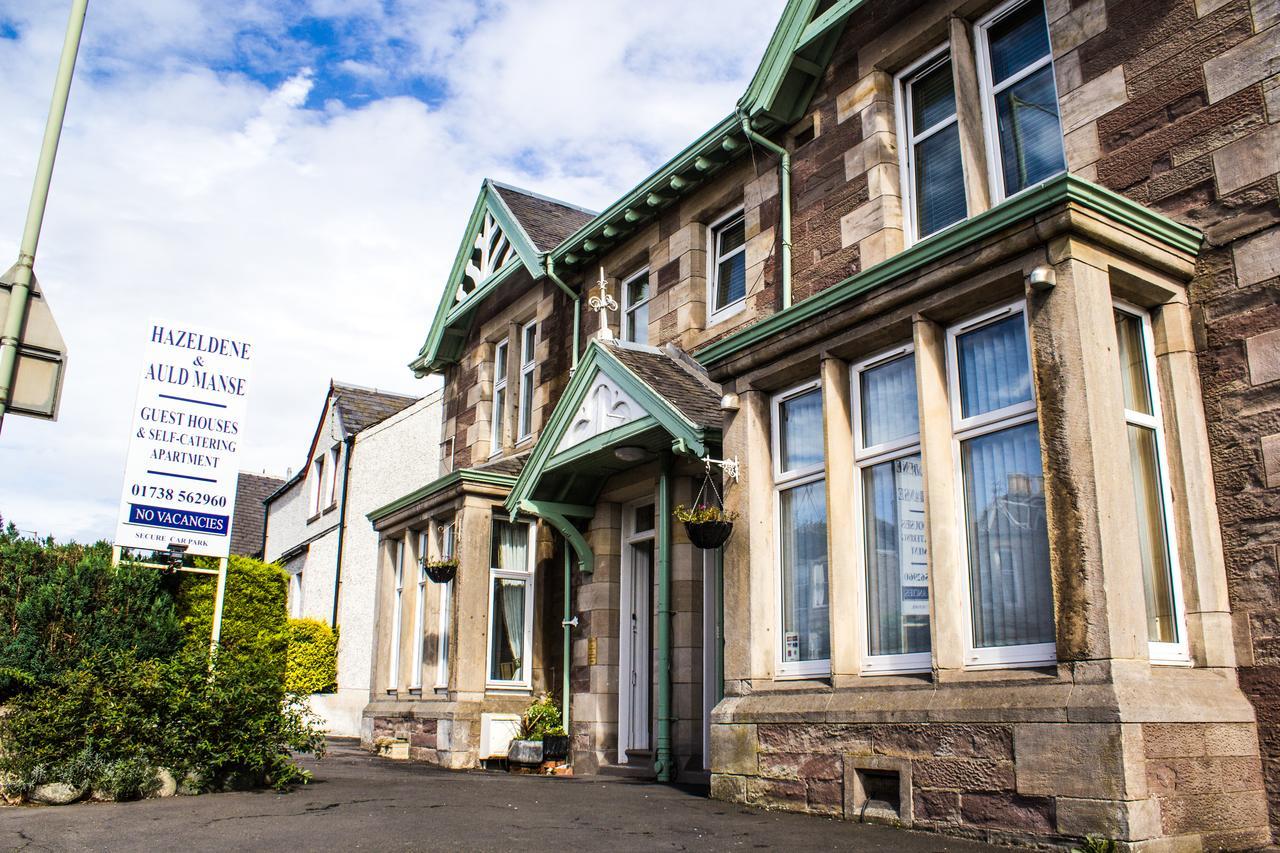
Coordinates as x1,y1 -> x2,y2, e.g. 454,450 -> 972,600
910,57 -> 967,237
860,354 -> 919,447
780,388 -> 824,472
957,314 -> 1033,419
715,217 -> 746,309
780,479 -> 830,663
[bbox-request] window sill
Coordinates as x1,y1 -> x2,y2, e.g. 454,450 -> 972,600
707,301 -> 746,329
306,512 -> 322,524
485,683 -> 532,694
385,689 -> 398,696
407,688 -> 422,696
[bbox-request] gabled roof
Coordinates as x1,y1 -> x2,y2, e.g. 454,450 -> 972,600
331,381 -> 418,435
504,339 -> 721,518
411,180 -> 597,377
230,471 -> 284,557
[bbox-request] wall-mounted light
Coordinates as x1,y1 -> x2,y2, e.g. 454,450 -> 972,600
1028,265 -> 1056,291
720,393 -> 740,411
614,446 -> 646,462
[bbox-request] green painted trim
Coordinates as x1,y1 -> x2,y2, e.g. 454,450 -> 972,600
795,0 -> 866,53
545,416 -> 659,471
654,453 -> 674,782
738,0 -> 819,118
519,498 -> 594,574
503,341 -> 710,517
696,174 -> 1203,366
485,181 -> 547,276
367,467 -> 517,523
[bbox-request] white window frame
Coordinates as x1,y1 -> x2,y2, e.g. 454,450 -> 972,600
1114,301 -> 1190,666
618,499 -> 656,759
490,339 -> 508,456
707,207 -> 747,325
309,456 -> 324,516
410,530 -> 428,690
289,570 -> 303,619
517,321 -> 537,442
387,537 -> 406,691
434,519 -> 455,690
946,299 -> 1055,668
851,345 -> 932,675
326,445 -> 340,507
486,517 -> 536,691
974,0 -> 1065,205
621,267 -> 652,345
895,43 -> 966,247
771,380 -> 830,679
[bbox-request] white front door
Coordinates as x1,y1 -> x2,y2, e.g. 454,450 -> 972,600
618,501 -> 655,760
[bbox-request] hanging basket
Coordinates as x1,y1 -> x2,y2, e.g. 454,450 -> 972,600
423,559 -> 458,584
684,519 -> 734,549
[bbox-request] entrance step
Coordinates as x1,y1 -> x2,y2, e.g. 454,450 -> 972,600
596,762 -> 656,780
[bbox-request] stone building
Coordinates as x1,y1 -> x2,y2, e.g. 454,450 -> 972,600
265,380 -> 440,735
366,0 -> 1279,847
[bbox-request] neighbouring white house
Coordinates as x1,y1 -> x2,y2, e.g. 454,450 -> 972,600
265,380 -> 442,735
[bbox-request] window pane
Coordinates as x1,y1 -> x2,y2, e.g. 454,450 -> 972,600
1129,425 -> 1177,644
519,375 -> 534,435
962,422 -> 1054,649
717,217 -> 745,256
911,58 -> 956,131
1114,311 -> 1153,415
864,455 -> 931,657
957,313 -> 1032,418
780,479 -> 830,664
490,519 -> 528,571
495,343 -> 507,378
634,503 -> 655,533
860,353 -> 919,448
988,0 -> 1051,85
627,273 -> 649,306
715,251 -> 746,310
627,300 -> 649,344
522,325 -> 536,363
995,64 -> 1065,194
493,387 -> 505,442
780,388 -> 824,471
489,577 -> 526,682
914,123 -> 967,236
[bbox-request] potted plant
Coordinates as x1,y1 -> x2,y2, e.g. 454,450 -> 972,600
422,556 -> 458,583
507,694 -> 567,765
674,504 -> 738,549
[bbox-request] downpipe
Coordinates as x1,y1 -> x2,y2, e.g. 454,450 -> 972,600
738,113 -> 792,310
545,256 -> 580,372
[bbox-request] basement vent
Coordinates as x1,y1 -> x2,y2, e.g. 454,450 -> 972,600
846,759 -> 913,827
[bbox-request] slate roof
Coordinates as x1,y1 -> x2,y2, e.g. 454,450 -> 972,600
492,183 -> 597,253
474,452 -> 529,478
608,343 -> 723,430
231,471 -> 285,557
331,382 -> 418,436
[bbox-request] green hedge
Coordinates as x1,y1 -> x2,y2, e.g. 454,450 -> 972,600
285,619 -> 338,695
179,554 -> 288,672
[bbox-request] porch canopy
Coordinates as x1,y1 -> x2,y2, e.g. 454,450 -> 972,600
504,339 -> 723,572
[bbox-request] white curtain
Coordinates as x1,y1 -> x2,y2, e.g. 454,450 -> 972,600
499,580 -> 526,678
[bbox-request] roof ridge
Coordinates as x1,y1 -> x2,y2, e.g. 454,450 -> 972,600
330,379 -> 418,400
488,179 -> 599,217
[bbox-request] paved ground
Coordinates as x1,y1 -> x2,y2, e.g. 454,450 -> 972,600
1,740 -> 999,852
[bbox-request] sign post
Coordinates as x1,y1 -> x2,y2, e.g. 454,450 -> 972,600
112,319 -> 255,657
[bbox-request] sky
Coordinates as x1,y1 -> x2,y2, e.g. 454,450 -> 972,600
0,0 -> 785,542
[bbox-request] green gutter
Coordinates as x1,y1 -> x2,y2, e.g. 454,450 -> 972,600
739,114 -> 792,309
654,452 -> 674,782
696,174 -> 1203,367
0,0 -> 86,431
367,467 -> 517,523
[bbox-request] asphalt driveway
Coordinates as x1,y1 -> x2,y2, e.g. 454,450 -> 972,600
0,740 -> 999,852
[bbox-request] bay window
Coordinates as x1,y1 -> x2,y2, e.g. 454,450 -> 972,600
517,321 -> 536,442
709,209 -> 747,321
948,302 -> 1055,667
773,382 -> 829,677
1114,304 -> 1187,662
897,47 -> 967,242
488,516 -> 535,689
491,339 -> 508,454
853,347 -> 931,673
977,0 -> 1066,200
622,268 -> 651,345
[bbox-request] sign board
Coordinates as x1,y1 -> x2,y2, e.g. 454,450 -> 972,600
113,319 -> 253,558
0,264 -> 68,420
895,456 -> 929,615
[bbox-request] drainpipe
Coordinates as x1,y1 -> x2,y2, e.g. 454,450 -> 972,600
738,113 -> 792,310
655,452 -> 674,782
544,256 -> 580,372
0,0 -> 87,433
330,434 -> 355,628
562,546 -> 573,734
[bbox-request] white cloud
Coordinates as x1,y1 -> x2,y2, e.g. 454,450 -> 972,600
0,0 -> 784,543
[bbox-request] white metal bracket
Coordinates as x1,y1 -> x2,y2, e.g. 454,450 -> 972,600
702,455 -> 740,482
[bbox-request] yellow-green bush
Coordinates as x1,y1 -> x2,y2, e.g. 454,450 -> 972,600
285,618 -> 337,695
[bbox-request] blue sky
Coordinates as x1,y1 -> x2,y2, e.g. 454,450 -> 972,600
0,0 -> 784,542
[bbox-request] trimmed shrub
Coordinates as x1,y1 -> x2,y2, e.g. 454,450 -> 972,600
285,619 -> 338,695
0,522 -> 180,699
178,554 -> 288,673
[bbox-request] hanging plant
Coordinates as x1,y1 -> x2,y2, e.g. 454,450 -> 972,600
422,557 -> 458,584
674,504 -> 738,549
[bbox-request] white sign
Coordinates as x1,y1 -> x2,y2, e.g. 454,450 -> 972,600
895,456 -> 929,616
113,319 -> 254,558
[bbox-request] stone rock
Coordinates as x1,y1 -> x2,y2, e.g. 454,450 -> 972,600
30,782 -> 84,805
153,769 -> 178,798
507,739 -> 543,765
